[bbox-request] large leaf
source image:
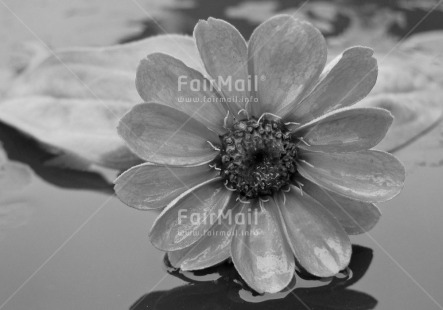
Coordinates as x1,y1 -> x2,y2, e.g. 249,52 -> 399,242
0,35 -> 204,170
357,46 -> 443,152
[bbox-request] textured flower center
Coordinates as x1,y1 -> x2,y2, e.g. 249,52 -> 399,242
219,118 -> 298,199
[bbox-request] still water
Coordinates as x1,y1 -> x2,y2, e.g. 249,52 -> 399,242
1,0 -> 443,309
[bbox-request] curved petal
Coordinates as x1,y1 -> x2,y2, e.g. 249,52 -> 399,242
298,150 -> 405,203
283,46 -> 377,122
149,177 -> 232,251
292,107 -> 393,152
299,178 -> 381,235
118,103 -> 218,166
248,15 -> 327,116
194,18 -> 249,112
231,200 -> 295,294
168,197 -> 240,270
276,189 -> 352,277
136,53 -> 227,135
114,163 -> 217,210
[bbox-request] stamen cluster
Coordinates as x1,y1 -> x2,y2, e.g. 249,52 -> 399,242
218,118 -> 298,199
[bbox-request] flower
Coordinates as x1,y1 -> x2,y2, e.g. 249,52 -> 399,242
132,245 -> 375,308
115,15 -> 405,294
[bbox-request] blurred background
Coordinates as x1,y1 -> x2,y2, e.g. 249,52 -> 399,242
0,0 -> 443,309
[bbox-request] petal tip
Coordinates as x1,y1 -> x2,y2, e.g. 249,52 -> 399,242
346,45 -> 375,57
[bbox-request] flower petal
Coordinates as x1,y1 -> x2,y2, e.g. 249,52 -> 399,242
194,18 -> 249,112
118,103 -> 218,166
283,47 -> 377,123
276,189 -> 352,277
231,200 -> 295,294
298,150 -> 405,203
114,163 -> 217,210
168,197 -> 239,270
293,107 -> 393,152
300,178 -> 381,235
149,177 -> 232,251
248,15 -> 327,116
136,53 -> 227,135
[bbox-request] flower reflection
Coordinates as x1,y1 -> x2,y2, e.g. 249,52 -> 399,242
131,245 -> 377,309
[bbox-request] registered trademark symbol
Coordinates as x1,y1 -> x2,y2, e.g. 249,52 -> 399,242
260,75 -> 266,81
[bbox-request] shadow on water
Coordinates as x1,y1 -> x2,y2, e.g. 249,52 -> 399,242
130,245 -> 377,310
119,0 -> 277,42
118,0 -> 443,44
0,123 -> 114,194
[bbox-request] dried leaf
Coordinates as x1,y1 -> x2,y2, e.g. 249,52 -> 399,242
358,42 -> 443,152
0,35 -> 204,170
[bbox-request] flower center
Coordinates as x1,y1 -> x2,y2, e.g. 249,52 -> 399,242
219,118 -> 298,199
